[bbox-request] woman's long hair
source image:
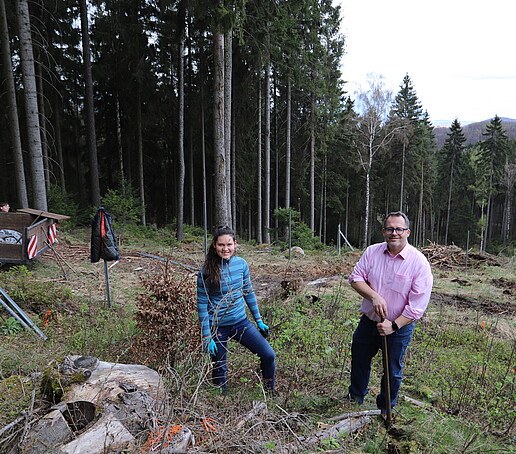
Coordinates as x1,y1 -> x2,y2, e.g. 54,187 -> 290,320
203,226 -> 236,292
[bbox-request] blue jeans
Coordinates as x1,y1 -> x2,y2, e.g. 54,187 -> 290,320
211,318 -> 276,390
348,314 -> 415,411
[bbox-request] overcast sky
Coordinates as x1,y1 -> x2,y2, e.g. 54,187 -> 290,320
336,0 -> 516,125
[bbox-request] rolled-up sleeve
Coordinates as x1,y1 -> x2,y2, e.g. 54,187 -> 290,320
402,258 -> 433,320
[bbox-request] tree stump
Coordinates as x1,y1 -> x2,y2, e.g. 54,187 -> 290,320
21,355 -> 167,454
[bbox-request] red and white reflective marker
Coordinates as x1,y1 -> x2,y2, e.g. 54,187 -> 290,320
27,235 -> 38,259
48,224 -> 57,244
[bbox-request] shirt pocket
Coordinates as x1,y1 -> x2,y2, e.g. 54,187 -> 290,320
392,274 -> 410,294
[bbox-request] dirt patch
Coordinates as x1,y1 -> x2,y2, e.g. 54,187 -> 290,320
491,277 -> 516,294
431,292 -> 516,317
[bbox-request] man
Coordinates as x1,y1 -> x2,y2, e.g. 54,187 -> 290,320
347,211 -> 433,418
0,202 -> 10,212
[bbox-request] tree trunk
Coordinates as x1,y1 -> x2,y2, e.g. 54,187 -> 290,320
177,36 -> 185,241
189,131 -> 195,225
79,0 -> 100,207
36,62 -> 50,190
285,77 -> 291,209
201,73 -> 208,252
231,112 -> 236,232
213,28 -> 228,227
136,89 -> 146,226
224,31 -> 232,228
54,98 -> 66,192
16,0 -> 47,210
501,161 -> 515,244
274,71 -> 279,241
319,154 -> 327,242
399,141 -> 406,212
445,159 -> 454,245
0,0 -> 28,207
256,78 -> 263,244
115,95 -> 125,195
417,160 -> 424,246
310,119 -> 315,234
363,170 -> 371,249
264,64 -> 271,244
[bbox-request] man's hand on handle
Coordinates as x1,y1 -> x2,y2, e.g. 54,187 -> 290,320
376,319 -> 395,336
376,315 -> 413,336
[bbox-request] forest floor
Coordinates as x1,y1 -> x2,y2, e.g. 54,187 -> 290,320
1,232 -> 515,453
43,237 -> 516,319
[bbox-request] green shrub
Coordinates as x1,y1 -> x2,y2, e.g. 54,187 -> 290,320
273,207 -> 325,250
100,187 -> 142,230
0,317 -> 23,335
1,266 -> 73,314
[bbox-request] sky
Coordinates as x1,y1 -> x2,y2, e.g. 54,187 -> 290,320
336,0 -> 516,126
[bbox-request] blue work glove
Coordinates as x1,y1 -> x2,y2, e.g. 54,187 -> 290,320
204,338 -> 217,355
257,320 -> 269,334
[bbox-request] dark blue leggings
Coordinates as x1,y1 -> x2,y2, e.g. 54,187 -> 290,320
211,318 -> 276,390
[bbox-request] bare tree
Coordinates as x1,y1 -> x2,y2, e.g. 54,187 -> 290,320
285,78 -> 291,209
16,0 -> 47,210
264,64 -> 271,244
136,89 -> 146,225
213,27 -> 229,227
177,33 -> 185,241
224,31 -> 232,228
354,74 -> 399,247
256,78 -> 263,244
79,0 -> 100,207
500,161 -> 516,244
0,0 -> 28,207
310,96 -> 316,234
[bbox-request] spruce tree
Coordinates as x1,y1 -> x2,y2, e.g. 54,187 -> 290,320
388,73 -> 423,213
439,119 -> 466,244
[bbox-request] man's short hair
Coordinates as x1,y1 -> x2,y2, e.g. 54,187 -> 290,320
384,211 -> 410,229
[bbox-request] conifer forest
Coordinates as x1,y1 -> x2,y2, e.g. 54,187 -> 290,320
1,0 -> 514,252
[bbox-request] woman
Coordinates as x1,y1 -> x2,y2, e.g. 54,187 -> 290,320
197,226 -> 276,393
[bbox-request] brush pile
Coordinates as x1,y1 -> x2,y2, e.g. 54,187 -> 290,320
420,242 -> 500,269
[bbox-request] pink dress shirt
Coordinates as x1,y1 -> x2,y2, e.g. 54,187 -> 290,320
349,242 -> 433,323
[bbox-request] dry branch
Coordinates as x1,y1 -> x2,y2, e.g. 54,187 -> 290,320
278,413 -> 377,453
403,395 -> 432,408
236,401 -> 267,429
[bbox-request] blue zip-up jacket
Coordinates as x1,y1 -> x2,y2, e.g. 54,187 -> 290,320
197,256 -> 262,339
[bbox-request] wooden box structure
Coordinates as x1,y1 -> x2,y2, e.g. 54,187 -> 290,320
0,208 -> 70,265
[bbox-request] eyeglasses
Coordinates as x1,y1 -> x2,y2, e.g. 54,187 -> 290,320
383,227 -> 409,234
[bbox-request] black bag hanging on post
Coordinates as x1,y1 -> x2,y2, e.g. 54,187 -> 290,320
90,207 -> 120,263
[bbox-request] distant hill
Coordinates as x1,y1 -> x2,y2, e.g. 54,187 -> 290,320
433,117 -> 516,149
